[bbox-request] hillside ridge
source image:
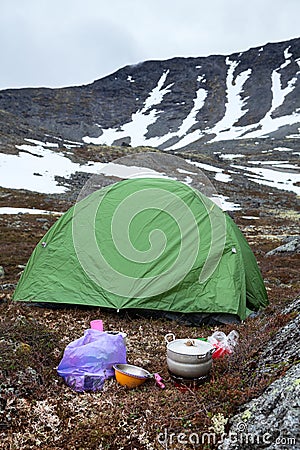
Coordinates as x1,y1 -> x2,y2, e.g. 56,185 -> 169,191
0,37 -> 299,150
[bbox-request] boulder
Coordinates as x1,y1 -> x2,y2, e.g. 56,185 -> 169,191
218,363 -> 300,449
266,236 -> 300,256
256,297 -> 300,377
219,297 -> 300,449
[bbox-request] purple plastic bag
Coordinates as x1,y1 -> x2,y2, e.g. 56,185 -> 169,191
57,329 -> 127,392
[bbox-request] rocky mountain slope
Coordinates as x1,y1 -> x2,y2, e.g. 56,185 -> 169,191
0,38 -> 299,151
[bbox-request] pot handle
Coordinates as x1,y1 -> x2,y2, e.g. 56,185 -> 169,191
197,348 -> 216,359
164,333 -> 175,344
154,373 -> 165,389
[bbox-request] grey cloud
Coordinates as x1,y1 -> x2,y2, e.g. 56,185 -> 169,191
0,0 -> 299,89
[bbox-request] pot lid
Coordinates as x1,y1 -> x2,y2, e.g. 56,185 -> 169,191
167,339 -> 214,355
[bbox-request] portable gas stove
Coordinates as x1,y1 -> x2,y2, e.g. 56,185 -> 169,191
168,370 -> 211,391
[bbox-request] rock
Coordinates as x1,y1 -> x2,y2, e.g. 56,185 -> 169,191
283,235 -> 300,244
282,296 -> 300,315
0,283 -> 16,290
266,237 -> 300,255
0,266 -> 5,279
218,363 -> 300,450
256,311 -> 300,378
218,297 -> 300,450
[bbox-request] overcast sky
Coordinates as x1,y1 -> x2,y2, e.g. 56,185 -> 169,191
1,0 -> 299,90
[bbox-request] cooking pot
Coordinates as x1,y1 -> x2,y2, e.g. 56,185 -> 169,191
165,333 -> 215,378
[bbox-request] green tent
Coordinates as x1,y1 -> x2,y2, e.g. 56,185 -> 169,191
13,178 -> 268,324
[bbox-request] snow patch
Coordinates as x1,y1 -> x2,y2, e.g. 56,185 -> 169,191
281,46 -> 292,70
0,139 -> 240,210
237,48 -> 300,139
219,153 -> 245,160
145,79 -> 208,149
0,143 -> 174,193
185,160 -> 231,183
232,164 -> 300,195
83,70 -> 173,147
209,194 -> 240,211
241,216 -> 260,220
273,147 -> 294,152
215,172 -> 232,183
208,58 -> 252,142
186,161 -> 223,173
0,207 -> 63,215
248,160 -> 299,170
25,138 -> 59,148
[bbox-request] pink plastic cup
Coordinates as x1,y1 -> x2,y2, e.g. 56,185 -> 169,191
90,320 -> 104,331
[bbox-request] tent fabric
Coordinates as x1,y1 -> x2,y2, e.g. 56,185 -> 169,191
13,178 -> 268,322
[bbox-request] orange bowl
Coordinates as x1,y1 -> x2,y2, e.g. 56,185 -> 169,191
113,364 -> 151,388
